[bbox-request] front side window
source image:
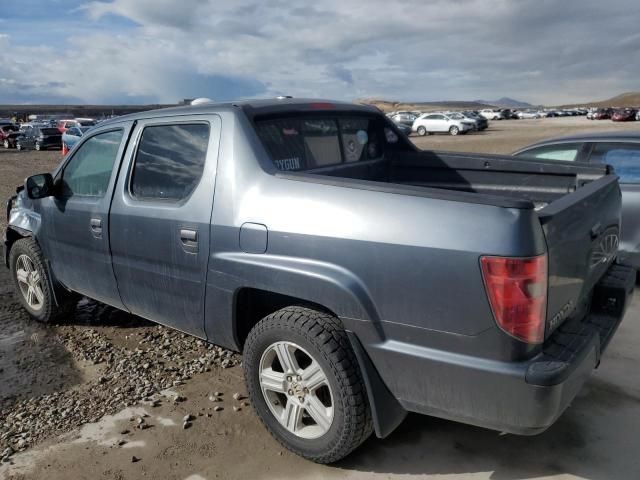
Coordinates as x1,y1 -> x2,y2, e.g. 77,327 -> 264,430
62,130 -> 123,197
590,142 -> 640,183
130,123 -> 210,201
516,143 -> 582,162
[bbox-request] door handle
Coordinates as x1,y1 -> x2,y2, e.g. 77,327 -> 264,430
180,229 -> 198,245
90,218 -> 102,238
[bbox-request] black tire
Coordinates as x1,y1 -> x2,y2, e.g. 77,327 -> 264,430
417,126 -> 427,136
244,306 -> 373,463
9,238 -> 77,323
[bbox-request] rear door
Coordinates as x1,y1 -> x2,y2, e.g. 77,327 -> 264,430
37,125 -> 130,307
588,141 -> 640,265
109,115 -> 221,337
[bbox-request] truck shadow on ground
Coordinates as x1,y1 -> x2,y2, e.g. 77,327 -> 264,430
63,297 -> 153,328
336,381 -> 640,479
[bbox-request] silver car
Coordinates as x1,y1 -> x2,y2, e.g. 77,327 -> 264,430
514,132 -> 640,268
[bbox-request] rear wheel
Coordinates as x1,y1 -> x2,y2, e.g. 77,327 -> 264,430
244,306 -> 373,463
35,142 -> 41,151
417,126 -> 427,136
16,143 -> 22,151
449,126 -> 459,136
9,238 -> 77,323
3,140 -> 8,149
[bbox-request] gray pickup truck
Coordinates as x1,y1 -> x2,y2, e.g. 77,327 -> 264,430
3,99 -> 635,463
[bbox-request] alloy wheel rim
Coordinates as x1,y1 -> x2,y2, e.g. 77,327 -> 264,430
15,254 -> 45,311
259,341 -> 334,439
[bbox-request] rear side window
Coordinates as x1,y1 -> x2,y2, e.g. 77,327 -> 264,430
516,143 -> 582,162
590,142 -> 640,183
255,116 -> 384,171
131,123 -> 210,201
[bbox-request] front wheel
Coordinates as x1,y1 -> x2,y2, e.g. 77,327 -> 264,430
416,126 -> 427,136
3,140 -> 8,149
9,238 -> 77,322
244,306 -> 373,463
16,143 -> 22,151
35,142 -> 41,151
449,126 -> 459,136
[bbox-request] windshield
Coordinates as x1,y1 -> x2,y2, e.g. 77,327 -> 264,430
40,128 -> 60,135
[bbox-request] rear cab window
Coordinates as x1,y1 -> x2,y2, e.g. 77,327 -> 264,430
254,115 -> 387,171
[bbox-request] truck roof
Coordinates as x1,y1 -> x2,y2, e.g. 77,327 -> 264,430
99,98 -> 380,126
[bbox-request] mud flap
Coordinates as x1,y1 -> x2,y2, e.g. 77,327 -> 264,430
347,331 -> 407,438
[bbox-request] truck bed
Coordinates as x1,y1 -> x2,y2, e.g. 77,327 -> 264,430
297,149 -> 611,209
277,148 -> 621,340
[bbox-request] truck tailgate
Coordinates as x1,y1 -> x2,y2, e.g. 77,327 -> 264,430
538,175 -> 621,339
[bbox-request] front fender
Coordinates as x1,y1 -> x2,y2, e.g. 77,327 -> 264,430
4,193 -> 40,267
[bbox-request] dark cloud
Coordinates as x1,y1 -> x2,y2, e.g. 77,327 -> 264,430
1,0 -> 640,104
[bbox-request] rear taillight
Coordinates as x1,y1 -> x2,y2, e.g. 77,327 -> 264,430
480,255 -> 547,344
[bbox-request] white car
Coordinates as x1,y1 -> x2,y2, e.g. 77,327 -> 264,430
412,113 -> 475,136
479,109 -> 504,120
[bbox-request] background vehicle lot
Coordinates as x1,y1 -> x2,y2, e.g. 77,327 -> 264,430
1,115 -> 640,479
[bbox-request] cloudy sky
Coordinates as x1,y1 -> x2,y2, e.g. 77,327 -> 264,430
1,0 -> 639,105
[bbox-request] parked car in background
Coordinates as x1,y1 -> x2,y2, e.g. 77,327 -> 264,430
592,108 -> 614,120
514,132 -> 640,267
62,126 -> 92,152
517,110 -> 542,119
461,111 -> 488,130
16,126 -> 62,151
412,112 -> 475,135
479,109 -> 505,120
56,118 -> 96,133
0,124 -> 20,149
611,109 -> 637,122
389,112 -> 418,125
390,121 -> 412,136
4,98 -> 632,463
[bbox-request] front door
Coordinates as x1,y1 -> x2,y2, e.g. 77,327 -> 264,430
109,115 -> 220,337
37,125 -> 130,308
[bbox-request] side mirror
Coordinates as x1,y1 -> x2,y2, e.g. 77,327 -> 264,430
26,173 -> 54,199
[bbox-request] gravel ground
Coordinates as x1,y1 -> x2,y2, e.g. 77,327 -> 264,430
1,117 -> 640,479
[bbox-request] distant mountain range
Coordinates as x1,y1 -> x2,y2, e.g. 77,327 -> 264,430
561,91 -> 640,108
474,97 -> 533,108
358,98 -> 496,113
358,97 -> 533,113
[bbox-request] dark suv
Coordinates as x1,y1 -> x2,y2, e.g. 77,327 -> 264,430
16,126 -> 62,151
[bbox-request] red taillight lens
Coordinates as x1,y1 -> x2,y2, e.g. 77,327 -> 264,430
480,255 -> 547,344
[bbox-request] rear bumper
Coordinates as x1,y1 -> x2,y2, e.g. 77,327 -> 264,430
371,263 -> 635,435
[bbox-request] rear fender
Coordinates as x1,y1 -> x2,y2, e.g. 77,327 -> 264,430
204,252 -> 386,350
